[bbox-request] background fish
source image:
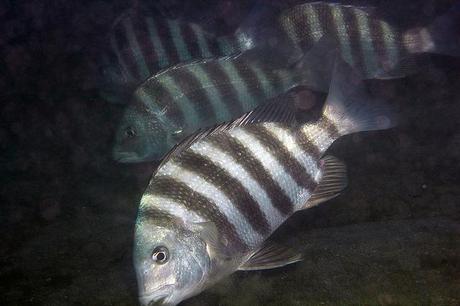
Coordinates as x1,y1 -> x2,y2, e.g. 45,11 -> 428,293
242,1 -> 460,79
133,61 -> 396,306
112,39 -> 335,162
97,8 -> 253,104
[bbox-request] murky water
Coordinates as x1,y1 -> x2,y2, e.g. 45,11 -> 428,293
1,1 -> 459,305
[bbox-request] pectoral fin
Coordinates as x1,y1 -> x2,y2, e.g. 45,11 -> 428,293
238,241 -> 303,271
301,155 -> 347,209
194,222 -> 232,260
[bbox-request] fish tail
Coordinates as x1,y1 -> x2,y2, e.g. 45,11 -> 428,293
313,59 -> 397,136
235,1 -> 305,67
405,2 -> 460,56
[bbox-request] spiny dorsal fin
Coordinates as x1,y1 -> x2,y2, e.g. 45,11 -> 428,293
155,93 -> 299,173
239,241 -> 303,271
305,2 -> 377,15
301,155 -> 347,210
110,9 -> 135,32
143,52 -> 245,83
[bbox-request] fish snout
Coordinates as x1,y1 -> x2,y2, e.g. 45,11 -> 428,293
139,289 -> 174,306
112,150 -> 139,163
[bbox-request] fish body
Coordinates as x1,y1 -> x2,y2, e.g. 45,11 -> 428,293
112,40 -> 334,162
245,2 -> 460,79
98,8 -> 252,104
133,61 -> 396,306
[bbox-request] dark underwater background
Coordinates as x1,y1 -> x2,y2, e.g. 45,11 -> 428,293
0,0 -> 459,305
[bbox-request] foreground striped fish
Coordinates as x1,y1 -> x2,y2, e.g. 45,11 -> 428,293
133,62 -> 396,306
113,39 -> 334,163
98,8 -> 252,104
244,1 -> 460,79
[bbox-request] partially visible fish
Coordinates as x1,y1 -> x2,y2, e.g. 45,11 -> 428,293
242,1 -> 460,79
97,8 -> 253,104
147,0 -> 254,33
112,38 -> 335,162
133,60 -> 396,306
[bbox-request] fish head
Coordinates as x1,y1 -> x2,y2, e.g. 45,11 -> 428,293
134,216 -> 211,306
112,102 -> 170,162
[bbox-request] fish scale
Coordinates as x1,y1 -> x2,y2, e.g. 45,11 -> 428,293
112,39 -> 333,163
245,1 -> 459,79
99,8 -> 250,104
278,3 -> 403,78
144,122 -> 317,251
141,86 -> 352,252
134,61 -> 396,305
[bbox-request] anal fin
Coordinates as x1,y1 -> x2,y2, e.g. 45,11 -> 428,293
238,242 -> 302,271
301,155 -> 347,210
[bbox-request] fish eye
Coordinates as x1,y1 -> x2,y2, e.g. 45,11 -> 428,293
125,126 -> 137,138
152,246 -> 169,264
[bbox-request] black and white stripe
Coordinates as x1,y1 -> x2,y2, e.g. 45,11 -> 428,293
243,126 -> 317,192
177,150 -> 272,236
149,174 -> 250,251
229,127 -> 311,208
277,3 -> 410,78
209,134 -> 294,216
189,141 -> 284,231
185,64 -> 233,123
144,55 -> 297,133
140,113 -> 348,253
107,10 -> 247,89
156,161 -> 263,248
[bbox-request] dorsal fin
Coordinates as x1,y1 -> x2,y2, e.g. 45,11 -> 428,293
110,9 -> 135,32
306,2 -> 377,15
143,52 -> 245,83
154,92 -> 299,173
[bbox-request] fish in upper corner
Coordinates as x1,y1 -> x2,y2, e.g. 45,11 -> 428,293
96,7 -> 255,104
240,1 -> 460,79
112,38 -> 336,163
133,60 -> 397,306
146,0 -> 255,34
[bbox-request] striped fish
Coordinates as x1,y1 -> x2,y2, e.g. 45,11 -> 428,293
98,8 -> 253,104
244,2 -> 460,79
112,39 -> 334,163
133,61 -> 396,306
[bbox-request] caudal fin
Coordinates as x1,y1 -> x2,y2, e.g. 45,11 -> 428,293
235,1 -> 306,67
424,2 -> 460,56
320,59 -> 397,136
410,1 -> 460,56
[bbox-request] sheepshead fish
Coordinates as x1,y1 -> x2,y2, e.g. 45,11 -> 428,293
243,1 -> 460,79
112,39 -> 334,163
133,61 -> 396,306
98,8 -> 253,104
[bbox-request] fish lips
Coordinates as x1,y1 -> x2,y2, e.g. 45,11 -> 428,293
139,285 -> 174,306
112,151 -> 141,163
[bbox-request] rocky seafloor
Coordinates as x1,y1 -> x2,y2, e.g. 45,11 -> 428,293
1,0 -> 459,305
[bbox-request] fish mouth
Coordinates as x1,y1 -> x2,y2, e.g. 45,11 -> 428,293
112,151 -> 140,163
139,285 -> 174,306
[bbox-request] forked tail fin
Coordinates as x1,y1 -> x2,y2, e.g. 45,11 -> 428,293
303,58 -> 397,138
405,2 -> 460,56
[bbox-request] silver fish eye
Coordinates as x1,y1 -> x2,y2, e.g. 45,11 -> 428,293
152,246 -> 169,264
125,126 -> 137,138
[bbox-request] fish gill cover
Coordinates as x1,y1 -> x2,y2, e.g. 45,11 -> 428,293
0,1 -> 459,306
